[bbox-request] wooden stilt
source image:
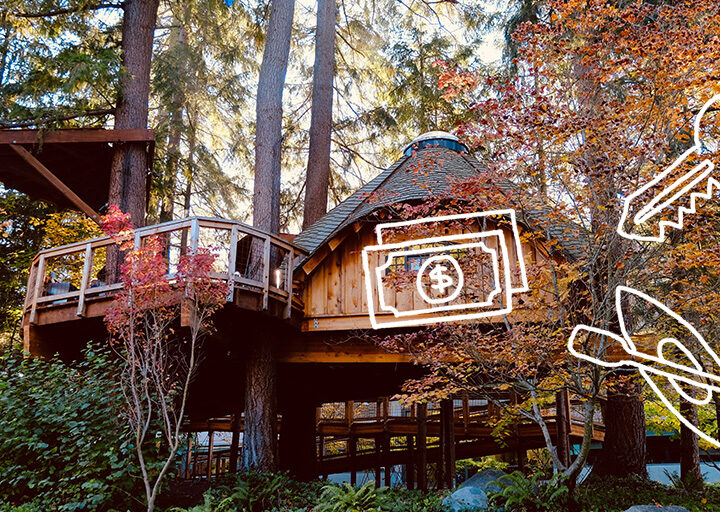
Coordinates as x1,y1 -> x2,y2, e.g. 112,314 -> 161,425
206,430 -> 215,479
349,436 -> 357,486
440,399 -> 455,489
280,400 -> 318,480
517,446 -> 527,472
383,431 -> 392,487
375,436 -> 381,487
229,414 -> 240,474
406,435 -> 415,489
185,435 -> 193,479
417,403 -> 427,491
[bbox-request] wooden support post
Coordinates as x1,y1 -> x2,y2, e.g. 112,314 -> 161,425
284,249 -> 294,318
280,399 -> 317,480
349,436 -> 357,486
206,430 -> 215,479
185,435 -> 193,479
229,415 -> 240,474
516,446 -> 527,472
375,436 -> 381,488
555,388 -> 571,467
9,144 -> 100,222
462,391 -> 470,434
416,403 -> 427,491
406,435 -> 415,490
383,431 -> 392,487
440,399 -> 455,489
227,225 -> 239,301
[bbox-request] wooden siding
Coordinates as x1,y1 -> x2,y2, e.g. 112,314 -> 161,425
302,221 -> 549,331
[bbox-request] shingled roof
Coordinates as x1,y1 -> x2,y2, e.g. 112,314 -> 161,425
293,133 -> 586,263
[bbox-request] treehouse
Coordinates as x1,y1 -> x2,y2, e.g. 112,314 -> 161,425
16,131 -> 604,487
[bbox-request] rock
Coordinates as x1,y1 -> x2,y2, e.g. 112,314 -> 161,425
442,485 -> 489,511
442,469 -> 507,511
459,469 -> 506,494
624,507 -> 690,512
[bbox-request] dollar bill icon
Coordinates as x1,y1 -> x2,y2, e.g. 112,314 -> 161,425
362,209 -> 529,329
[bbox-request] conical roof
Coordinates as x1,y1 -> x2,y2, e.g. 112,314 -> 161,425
294,136 -> 585,262
294,141 -> 493,257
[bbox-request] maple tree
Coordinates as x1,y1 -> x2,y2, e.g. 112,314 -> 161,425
380,0 -> 720,485
101,205 -> 228,512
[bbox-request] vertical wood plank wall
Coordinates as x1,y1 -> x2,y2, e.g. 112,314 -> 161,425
304,222 -> 548,323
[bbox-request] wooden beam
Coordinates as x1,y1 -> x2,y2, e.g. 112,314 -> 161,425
9,144 -> 99,222
0,128 -> 154,144
301,244 -> 330,275
277,339 -> 412,364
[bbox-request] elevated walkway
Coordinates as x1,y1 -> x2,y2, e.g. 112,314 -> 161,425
181,391 -> 605,485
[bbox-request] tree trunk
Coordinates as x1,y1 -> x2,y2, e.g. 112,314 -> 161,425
596,370 -> 647,477
680,400 -> 701,484
243,338 -> 278,471
109,0 -> 159,227
253,0 -> 295,233
301,0 -> 336,229
159,23 -> 186,223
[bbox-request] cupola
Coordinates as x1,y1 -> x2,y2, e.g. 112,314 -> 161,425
402,130 -> 469,156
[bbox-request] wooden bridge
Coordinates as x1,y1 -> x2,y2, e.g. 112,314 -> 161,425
181,390 -> 605,488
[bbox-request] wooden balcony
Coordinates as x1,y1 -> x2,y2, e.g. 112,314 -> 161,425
22,216 -> 307,330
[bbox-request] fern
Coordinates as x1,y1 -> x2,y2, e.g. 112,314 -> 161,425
313,481 -> 388,512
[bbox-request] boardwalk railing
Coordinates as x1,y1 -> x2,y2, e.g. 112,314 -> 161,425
24,216 -> 306,323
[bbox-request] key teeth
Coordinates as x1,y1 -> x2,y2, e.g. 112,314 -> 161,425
654,177 -> 720,241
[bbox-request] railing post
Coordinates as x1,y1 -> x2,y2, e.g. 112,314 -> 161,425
227,225 -> 238,302
189,218 -> 200,253
345,400 -> 354,428
262,236 -> 271,310
29,254 -> 46,325
284,249 -> 294,318
76,243 -> 94,317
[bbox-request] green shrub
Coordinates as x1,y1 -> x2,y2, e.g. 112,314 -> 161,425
384,488 -> 444,512
171,472 -> 323,512
576,474 -> 720,512
488,470 -> 568,511
0,345 -> 147,511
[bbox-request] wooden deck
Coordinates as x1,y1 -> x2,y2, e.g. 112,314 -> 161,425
22,216 -> 306,352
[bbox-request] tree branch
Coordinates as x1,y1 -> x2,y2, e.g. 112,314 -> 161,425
9,2 -> 124,19
0,108 -> 115,129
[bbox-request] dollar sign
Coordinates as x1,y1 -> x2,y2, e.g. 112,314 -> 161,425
429,264 -> 454,294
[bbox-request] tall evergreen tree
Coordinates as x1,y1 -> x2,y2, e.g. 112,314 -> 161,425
302,0 -> 336,229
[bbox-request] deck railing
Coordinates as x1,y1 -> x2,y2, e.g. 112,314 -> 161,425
24,216 -> 306,323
